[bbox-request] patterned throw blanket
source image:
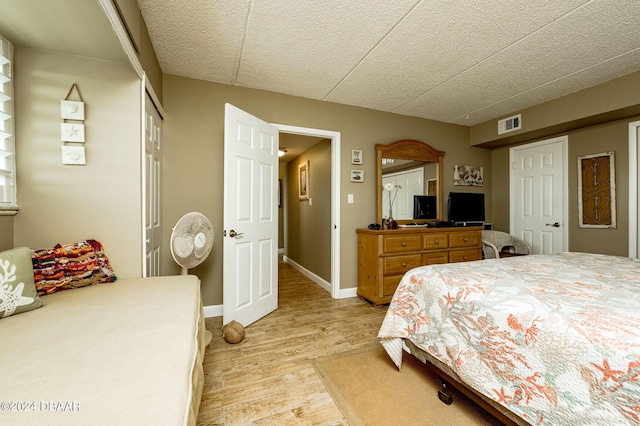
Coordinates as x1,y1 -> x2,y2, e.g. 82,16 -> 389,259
378,252 -> 640,425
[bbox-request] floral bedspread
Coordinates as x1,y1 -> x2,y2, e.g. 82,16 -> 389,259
378,252 -> 640,425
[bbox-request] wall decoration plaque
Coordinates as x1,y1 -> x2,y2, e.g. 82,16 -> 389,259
578,151 -> 616,228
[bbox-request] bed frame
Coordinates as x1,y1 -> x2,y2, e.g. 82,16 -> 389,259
404,340 -> 529,426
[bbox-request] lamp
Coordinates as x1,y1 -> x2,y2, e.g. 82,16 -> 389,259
278,148 -> 287,157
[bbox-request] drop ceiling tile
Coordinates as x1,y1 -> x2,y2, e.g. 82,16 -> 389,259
235,0 -> 418,99
138,0 -> 251,83
325,0 -> 590,112
397,0 -> 640,124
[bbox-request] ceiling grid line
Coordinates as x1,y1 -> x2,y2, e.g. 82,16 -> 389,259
390,1 -> 593,114
322,0 -> 423,101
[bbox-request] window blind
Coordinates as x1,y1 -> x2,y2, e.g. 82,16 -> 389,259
0,35 -> 16,211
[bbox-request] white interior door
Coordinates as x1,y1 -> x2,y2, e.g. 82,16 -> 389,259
223,104 -> 278,327
143,93 -> 161,277
510,136 -> 568,254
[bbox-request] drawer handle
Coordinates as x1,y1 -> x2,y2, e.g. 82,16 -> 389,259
402,241 -> 407,247
434,240 -> 439,244
463,256 -> 468,260
463,238 -> 468,242
402,262 -> 407,267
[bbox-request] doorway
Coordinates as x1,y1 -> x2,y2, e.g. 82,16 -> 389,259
274,124 -> 341,299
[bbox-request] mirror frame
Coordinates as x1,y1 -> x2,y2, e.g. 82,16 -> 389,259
376,139 -> 445,225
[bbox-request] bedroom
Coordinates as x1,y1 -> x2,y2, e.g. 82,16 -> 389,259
0,0 -> 640,424
1,0 -> 638,309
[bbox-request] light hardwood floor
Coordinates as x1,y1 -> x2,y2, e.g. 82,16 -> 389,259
196,260 -> 388,425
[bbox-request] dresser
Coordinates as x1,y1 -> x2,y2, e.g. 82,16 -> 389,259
356,226 -> 483,306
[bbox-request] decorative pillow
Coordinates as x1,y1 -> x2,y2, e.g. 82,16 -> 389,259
0,247 -> 46,319
32,239 -> 117,295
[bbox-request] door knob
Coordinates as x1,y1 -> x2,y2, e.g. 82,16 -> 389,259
228,229 -> 244,238
546,222 -> 560,228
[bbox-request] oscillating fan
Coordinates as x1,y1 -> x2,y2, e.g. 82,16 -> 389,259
170,212 -> 214,275
170,212 -> 214,346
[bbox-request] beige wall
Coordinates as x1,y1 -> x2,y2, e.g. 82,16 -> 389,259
471,71 -> 640,147
490,116 -> 638,256
12,47 -> 142,278
114,0 -> 163,101
0,216 -> 13,250
162,75 -> 491,305
285,139 -> 332,281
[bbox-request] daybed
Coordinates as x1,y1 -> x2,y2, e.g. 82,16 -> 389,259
378,252 -> 640,425
0,245 -> 205,425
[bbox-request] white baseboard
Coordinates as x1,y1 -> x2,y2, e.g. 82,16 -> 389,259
283,256 -> 331,293
339,286 -> 358,299
203,304 -> 222,318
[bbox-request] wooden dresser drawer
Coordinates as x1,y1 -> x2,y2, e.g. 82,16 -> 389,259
423,252 -> 448,265
382,275 -> 403,297
383,254 -> 422,275
424,233 -> 449,250
449,249 -> 482,263
449,231 -> 481,248
357,226 -> 484,306
382,235 -> 422,253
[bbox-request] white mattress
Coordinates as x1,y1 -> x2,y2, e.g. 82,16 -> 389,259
0,275 -> 205,426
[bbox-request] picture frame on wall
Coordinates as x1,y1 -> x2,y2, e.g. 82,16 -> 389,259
298,160 -> 309,200
351,149 -> 363,165
453,164 -> 483,186
350,170 -> 364,182
578,151 -> 616,228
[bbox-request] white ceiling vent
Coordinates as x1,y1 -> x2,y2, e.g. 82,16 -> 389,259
498,114 -> 521,135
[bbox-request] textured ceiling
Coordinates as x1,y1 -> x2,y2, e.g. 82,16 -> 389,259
138,0 -> 640,126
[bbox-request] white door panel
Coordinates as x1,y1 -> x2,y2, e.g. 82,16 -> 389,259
143,94 -> 161,276
223,104 -> 278,327
511,136 -> 568,254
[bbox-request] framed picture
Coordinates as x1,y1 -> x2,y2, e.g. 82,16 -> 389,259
578,151 -> 616,228
298,160 -> 309,200
350,169 -> 364,182
60,100 -> 85,120
453,164 -> 483,186
60,123 -> 85,142
351,149 -> 363,165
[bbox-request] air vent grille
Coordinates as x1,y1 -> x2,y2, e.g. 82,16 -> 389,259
498,114 -> 521,135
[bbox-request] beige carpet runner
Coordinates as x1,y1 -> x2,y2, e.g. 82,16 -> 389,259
314,345 -> 503,426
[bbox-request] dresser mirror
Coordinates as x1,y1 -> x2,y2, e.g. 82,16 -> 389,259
375,140 -> 445,225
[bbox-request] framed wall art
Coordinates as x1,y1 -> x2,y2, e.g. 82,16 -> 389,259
453,165 -> 483,186
578,151 -> 616,228
298,160 -> 309,200
351,149 -> 363,165
350,170 -> 364,182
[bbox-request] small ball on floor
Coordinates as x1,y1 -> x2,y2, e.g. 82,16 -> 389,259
222,320 -> 245,344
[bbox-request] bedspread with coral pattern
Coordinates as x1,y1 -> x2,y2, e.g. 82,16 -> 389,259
378,252 -> 640,425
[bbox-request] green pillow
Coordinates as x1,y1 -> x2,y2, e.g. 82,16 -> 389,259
0,247 -> 45,319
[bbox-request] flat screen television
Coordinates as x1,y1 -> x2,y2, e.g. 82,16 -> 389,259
413,195 -> 437,220
447,192 -> 485,224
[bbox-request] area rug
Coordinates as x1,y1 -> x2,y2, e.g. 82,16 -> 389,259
313,345 -> 503,426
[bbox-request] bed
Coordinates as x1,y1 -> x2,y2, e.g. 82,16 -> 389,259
378,252 -> 640,425
0,272 -> 206,425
